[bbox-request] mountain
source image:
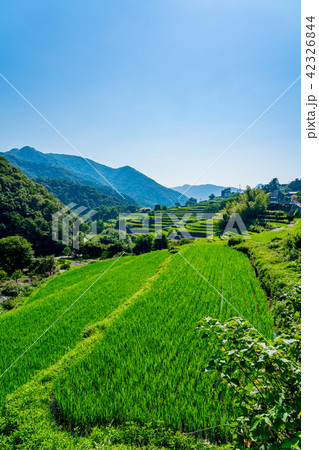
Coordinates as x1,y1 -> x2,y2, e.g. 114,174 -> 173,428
1,147 -> 188,207
171,184 -> 242,201
0,156 -> 65,255
34,178 -> 137,210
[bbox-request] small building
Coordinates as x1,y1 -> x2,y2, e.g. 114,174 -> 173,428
270,190 -> 280,203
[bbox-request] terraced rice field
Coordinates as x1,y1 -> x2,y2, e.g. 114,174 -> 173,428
0,251 -> 169,402
52,243 -> 273,435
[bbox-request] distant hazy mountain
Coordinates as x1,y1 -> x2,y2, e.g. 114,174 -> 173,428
1,147 -> 188,207
171,184 -> 242,201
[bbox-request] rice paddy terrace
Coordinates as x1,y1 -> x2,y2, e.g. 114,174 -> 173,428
125,203 -> 293,239
0,239 -> 275,447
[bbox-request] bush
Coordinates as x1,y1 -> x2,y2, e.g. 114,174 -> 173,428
200,318 -> 300,449
60,262 -> 71,270
80,241 -> 107,259
0,283 -> 24,297
0,269 -> 8,282
12,269 -> 24,282
133,234 -> 154,255
153,233 -> 169,250
248,224 -> 265,233
62,246 -> 71,256
29,256 -> 56,278
172,238 -> 193,246
101,242 -> 128,259
227,234 -> 244,246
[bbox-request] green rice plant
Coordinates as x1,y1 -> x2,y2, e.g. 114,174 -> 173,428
0,251 -> 169,402
53,243 -> 273,437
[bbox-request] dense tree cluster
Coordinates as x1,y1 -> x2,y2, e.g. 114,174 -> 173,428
0,157 -> 65,255
35,177 -> 137,210
216,187 -> 270,235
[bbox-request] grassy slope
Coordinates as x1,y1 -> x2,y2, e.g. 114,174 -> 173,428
250,219 -> 300,243
53,243 -> 273,435
0,252 -> 169,402
0,239 -> 280,448
237,219 -> 301,332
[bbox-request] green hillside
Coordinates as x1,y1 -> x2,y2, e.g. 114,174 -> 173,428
34,177 -> 138,209
54,244 -> 273,433
0,156 -> 65,255
0,251 -> 169,402
0,240 -> 276,448
1,147 -> 188,207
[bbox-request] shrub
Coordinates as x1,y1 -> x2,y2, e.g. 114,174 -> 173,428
12,270 -> 23,283
172,238 -> 193,246
200,317 -> 300,449
0,269 -> 8,282
0,283 -> 24,297
248,224 -> 265,233
80,241 -> 108,259
60,262 -> 71,270
29,256 -> 56,278
227,234 -> 244,246
133,234 -> 154,255
102,242 -> 127,259
153,233 -> 169,251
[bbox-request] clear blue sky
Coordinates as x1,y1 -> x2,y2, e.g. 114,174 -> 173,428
0,0 -> 300,188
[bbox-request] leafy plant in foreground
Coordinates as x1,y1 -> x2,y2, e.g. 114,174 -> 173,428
200,317 -> 301,449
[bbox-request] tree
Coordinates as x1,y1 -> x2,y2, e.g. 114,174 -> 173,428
153,233 -> 169,250
30,255 -> 56,277
0,157 -> 67,256
208,193 -> 215,200
101,242 -> 128,258
12,269 -> 23,283
133,234 -> 154,255
175,202 -> 181,208
62,246 -> 71,256
263,178 -> 280,193
221,188 -> 231,198
154,204 -> 161,211
185,197 -> 197,207
161,205 -> 167,210
203,204 -> 219,213
215,187 -> 270,236
0,269 -> 8,283
287,178 -> 301,192
80,241 -> 107,259
0,236 -> 34,275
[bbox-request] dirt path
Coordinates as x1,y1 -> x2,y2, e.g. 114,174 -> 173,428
271,222 -> 296,232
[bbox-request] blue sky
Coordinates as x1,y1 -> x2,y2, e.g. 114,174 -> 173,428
0,0 -> 300,188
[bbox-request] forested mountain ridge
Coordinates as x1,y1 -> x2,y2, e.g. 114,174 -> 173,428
1,147 -> 188,207
34,178 -> 138,210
